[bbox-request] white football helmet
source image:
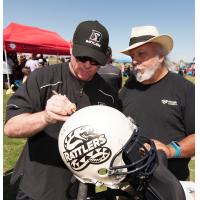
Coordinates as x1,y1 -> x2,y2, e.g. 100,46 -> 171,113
58,105 -> 157,189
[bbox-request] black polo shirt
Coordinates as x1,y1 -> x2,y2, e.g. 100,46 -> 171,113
6,62 -> 121,200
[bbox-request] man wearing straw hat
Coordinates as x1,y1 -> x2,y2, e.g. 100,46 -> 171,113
119,25 -> 195,181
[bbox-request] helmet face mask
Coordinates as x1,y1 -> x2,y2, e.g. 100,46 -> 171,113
109,133 -> 158,179
58,105 -> 157,189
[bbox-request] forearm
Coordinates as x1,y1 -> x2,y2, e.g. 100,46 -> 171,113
4,112 -> 49,138
177,133 -> 195,158
4,93 -> 76,138
153,133 -> 195,159
167,134 -> 195,158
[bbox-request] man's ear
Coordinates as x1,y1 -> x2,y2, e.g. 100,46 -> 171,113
158,54 -> 164,64
70,41 -> 73,55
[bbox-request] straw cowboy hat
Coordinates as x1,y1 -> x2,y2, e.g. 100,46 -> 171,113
121,26 -> 173,56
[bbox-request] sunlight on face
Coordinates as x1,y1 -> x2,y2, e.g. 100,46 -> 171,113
130,43 -> 163,83
133,58 -> 161,82
70,55 -> 100,81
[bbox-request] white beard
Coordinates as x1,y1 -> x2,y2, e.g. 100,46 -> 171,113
133,62 -> 161,83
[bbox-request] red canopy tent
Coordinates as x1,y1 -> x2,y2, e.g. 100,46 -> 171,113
3,22 -> 71,91
3,22 -> 71,55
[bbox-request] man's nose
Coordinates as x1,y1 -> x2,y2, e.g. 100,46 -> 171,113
83,61 -> 93,69
132,59 -> 138,67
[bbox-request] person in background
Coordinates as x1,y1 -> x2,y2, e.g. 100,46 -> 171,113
37,54 -> 48,66
119,25 -> 195,181
123,64 -> 131,77
98,46 -> 122,93
4,20 -> 121,200
38,58 -> 45,68
24,54 -> 39,72
120,63 -> 125,76
3,52 -> 15,89
12,54 -> 26,88
22,54 -> 39,82
18,55 -> 27,69
59,57 -> 66,63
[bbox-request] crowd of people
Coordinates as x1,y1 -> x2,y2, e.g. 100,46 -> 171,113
4,20 -> 195,200
3,52 -> 194,91
3,52 -> 49,89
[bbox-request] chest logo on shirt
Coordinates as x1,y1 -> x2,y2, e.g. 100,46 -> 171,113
161,99 -> 178,106
62,125 -> 111,171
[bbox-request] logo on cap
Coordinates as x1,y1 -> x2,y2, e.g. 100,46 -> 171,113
86,30 -> 102,47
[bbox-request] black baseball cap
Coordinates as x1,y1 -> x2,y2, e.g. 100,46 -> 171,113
72,20 -> 109,65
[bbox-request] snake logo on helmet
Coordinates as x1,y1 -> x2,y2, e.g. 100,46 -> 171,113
58,105 -> 157,189
62,125 -> 112,171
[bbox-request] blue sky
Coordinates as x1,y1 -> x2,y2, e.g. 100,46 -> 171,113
3,0 -> 194,62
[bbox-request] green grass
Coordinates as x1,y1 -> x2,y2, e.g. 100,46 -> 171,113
3,138 -> 25,172
3,91 -> 26,173
3,91 -> 26,200
185,75 -> 195,84
188,159 -> 195,181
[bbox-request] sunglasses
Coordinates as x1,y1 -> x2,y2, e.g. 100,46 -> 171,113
75,56 -> 100,66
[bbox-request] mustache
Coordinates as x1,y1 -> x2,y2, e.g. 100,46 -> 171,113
132,66 -> 143,75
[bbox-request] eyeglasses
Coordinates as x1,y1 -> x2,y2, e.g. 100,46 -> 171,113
75,56 -> 100,66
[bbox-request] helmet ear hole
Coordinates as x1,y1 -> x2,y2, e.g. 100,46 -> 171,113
98,168 -> 108,176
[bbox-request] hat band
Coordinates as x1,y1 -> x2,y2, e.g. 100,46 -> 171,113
129,35 -> 155,46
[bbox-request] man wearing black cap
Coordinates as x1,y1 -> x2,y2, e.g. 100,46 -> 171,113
4,20 -> 121,200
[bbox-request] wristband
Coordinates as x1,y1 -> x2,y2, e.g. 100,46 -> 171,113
168,141 -> 181,158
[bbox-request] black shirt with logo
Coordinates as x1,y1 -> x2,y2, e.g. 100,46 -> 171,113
119,72 -> 195,180
6,62 -> 121,200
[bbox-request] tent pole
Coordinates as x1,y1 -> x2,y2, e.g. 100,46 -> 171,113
4,49 -> 11,89
56,54 -> 59,64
